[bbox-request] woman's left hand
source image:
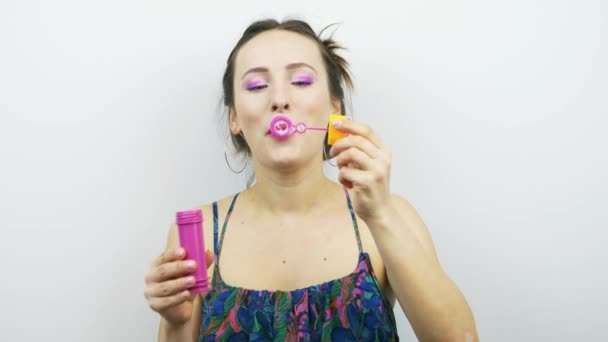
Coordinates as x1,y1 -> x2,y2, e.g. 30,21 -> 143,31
329,119 -> 392,224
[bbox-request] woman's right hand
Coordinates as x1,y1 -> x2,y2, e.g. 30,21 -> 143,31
144,248 -> 214,326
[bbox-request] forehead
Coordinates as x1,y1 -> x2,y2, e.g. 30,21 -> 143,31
234,30 -> 324,73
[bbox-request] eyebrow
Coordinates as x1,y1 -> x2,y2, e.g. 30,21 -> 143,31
240,62 -> 317,80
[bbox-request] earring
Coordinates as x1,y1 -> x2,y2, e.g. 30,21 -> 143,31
323,145 -> 337,167
224,133 -> 249,174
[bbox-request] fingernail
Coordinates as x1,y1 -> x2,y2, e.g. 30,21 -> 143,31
186,260 -> 196,269
176,248 -> 184,257
185,277 -> 195,285
332,120 -> 343,127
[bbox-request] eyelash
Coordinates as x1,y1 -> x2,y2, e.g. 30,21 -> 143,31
292,80 -> 313,86
247,84 -> 268,91
246,80 -> 313,91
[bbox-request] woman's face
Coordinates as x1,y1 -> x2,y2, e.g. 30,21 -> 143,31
230,29 -> 340,171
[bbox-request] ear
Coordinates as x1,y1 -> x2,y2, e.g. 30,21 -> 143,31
228,108 -> 240,134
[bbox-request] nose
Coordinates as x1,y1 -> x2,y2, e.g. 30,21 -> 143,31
272,102 -> 290,112
270,86 -> 290,113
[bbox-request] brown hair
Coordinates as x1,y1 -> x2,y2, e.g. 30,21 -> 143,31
222,18 -> 353,173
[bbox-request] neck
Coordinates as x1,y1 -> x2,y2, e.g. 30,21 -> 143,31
246,161 -> 337,215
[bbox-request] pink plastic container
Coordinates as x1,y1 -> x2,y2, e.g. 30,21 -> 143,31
176,209 -> 209,294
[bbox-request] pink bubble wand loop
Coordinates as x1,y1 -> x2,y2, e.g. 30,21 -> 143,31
269,115 -> 327,140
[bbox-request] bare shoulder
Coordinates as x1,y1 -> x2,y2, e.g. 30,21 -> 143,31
189,193 -> 241,253
349,189 -> 433,249
356,194 -> 442,309
389,193 -> 439,260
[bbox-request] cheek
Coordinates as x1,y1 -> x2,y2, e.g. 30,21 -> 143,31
234,96 -> 266,137
298,85 -> 326,107
235,91 -> 265,111
234,93 -> 268,123
299,89 -> 333,126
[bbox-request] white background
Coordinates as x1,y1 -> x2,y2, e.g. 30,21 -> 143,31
1,0 -> 607,341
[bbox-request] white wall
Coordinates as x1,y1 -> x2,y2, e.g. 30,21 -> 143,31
1,0 -> 606,341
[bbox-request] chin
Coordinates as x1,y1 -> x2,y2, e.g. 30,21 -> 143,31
268,153 -> 302,168
261,138 -> 319,169
262,150 -> 307,170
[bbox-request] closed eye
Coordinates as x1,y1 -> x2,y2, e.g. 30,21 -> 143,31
292,81 -> 313,87
246,84 -> 268,91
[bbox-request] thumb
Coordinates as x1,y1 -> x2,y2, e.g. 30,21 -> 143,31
205,249 -> 215,268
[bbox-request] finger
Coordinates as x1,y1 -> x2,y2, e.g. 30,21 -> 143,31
147,259 -> 197,283
152,248 -> 185,268
338,167 -> 370,189
330,135 -> 380,160
148,290 -> 192,312
332,120 -> 385,149
146,276 -> 196,298
335,147 -> 374,171
339,172 -> 354,189
205,250 -> 215,268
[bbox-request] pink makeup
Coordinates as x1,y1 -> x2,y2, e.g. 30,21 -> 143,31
245,80 -> 267,91
293,74 -> 313,85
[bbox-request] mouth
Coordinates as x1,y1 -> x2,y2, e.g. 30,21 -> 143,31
265,114 -> 298,141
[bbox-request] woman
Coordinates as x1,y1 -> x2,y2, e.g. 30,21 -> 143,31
144,19 -> 478,341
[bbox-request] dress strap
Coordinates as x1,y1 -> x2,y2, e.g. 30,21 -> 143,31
344,188 -> 363,253
212,201 -> 219,266
216,192 -> 240,264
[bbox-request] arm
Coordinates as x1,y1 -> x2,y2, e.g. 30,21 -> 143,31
157,295 -> 203,342
368,194 -> 478,342
158,315 -> 195,342
328,119 -> 478,342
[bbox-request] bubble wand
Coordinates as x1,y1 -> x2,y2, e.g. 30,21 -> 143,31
268,114 -> 348,145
